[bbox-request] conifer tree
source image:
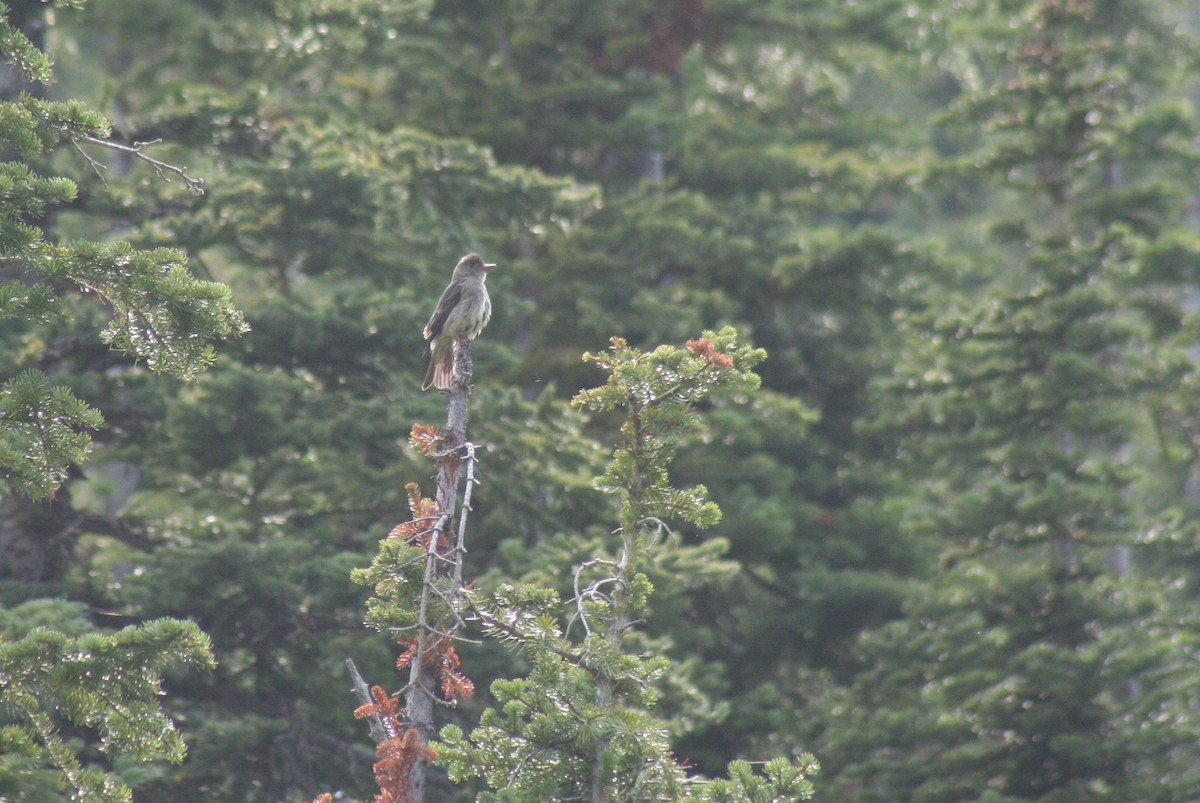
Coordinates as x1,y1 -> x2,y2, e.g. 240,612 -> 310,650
807,1 -> 1200,798
26,2 -> 603,798
394,0 -> 933,770
0,5 -> 243,499
0,3 -> 243,799
350,328 -> 818,801
37,1 -> 940,794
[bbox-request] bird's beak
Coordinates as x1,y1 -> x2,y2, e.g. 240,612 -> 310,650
484,263 -> 496,272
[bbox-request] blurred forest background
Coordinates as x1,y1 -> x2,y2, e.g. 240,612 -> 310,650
5,0 -> 1200,800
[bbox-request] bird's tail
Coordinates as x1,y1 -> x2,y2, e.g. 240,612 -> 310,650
422,339 -> 454,390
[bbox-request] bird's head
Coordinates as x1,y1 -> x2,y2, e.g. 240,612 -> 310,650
456,253 -> 496,277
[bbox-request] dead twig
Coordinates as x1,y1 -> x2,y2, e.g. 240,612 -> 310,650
71,135 -> 206,195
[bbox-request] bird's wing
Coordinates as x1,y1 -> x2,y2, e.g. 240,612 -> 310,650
424,283 -> 463,341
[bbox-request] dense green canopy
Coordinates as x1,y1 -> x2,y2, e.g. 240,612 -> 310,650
3,0 -> 1200,800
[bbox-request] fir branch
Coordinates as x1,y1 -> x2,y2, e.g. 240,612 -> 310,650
469,603 -> 589,667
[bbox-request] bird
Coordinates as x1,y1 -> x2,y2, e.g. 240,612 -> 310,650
421,253 -> 495,391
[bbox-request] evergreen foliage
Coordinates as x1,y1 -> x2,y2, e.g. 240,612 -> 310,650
0,612 -> 215,803
3,0 -> 1200,800
806,1 -> 1200,799
0,3 -> 239,798
437,329 -> 818,801
0,3 -> 244,499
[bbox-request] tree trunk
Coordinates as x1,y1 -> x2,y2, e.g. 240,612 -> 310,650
405,336 -> 474,802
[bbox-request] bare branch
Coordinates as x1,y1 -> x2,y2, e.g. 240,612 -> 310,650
344,659 -> 392,744
70,138 -> 111,191
453,442 -> 479,591
569,559 -> 621,637
71,135 -> 207,195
